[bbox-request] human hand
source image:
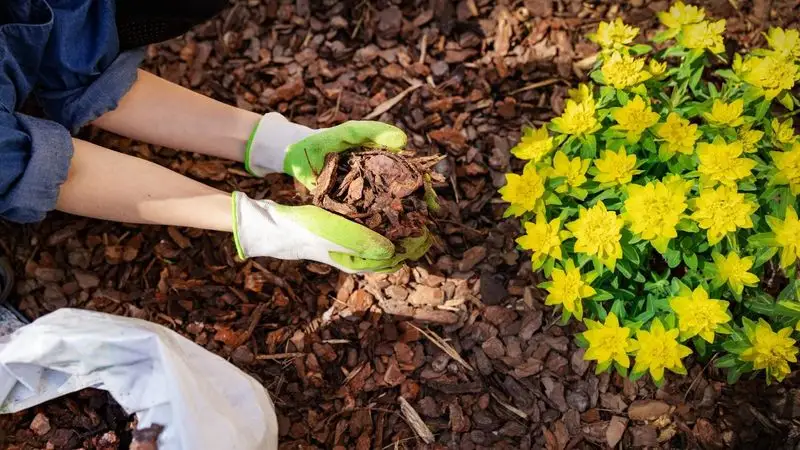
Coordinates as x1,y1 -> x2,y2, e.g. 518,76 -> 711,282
232,192 -> 431,273
244,113 -> 407,189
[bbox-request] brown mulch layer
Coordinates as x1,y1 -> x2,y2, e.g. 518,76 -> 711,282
2,0 -> 800,449
312,150 -> 440,242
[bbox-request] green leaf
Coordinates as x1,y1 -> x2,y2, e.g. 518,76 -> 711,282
590,70 -> 606,85
726,363 -> 749,384
693,336 -> 708,356
613,361 -> 628,378
580,134 -> 598,159
677,219 -> 700,233
592,289 -> 615,302
683,252 -> 699,271
778,280 -> 800,302
642,136 -> 657,154
610,299 -> 626,319
630,44 -> 653,55
664,248 -> 682,268
715,69 -> 737,81
754,99 -> 771,121
739,182 -> 757,192
595,360 -> 613,375
778,91 -> 795,111
588,301 -> 608,322
574,333 -> 589,348
689,66 -> 704,91
629,368 -> 647,382
748,233 -> 777,249
622,242 -> 641,266
616,90 -> 630,105
617,260 -> 633,279
753,247 -> 778,268
715,353 -> 739,369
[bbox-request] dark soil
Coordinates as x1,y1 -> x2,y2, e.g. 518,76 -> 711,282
313,150 -> 441,242
2,0 -> 800,449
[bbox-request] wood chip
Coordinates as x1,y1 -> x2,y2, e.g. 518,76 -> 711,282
408,323 -> 474,371
398,396 -> 435,444
364,81 -> 423,120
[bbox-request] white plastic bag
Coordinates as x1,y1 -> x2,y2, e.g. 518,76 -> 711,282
0,308 -> 278,450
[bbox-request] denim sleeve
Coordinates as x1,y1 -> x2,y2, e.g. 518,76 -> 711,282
0,0 -> 74,223
34,0 -> 144,132
0,112 -> 73,223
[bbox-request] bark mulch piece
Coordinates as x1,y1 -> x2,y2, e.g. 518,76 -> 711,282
312,150 -> 442,242
2,0 -> 800,449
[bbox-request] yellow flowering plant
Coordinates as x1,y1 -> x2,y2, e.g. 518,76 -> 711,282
502,5 -> 800,385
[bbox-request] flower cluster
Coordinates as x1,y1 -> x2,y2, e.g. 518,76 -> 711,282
502,3 -> 800,385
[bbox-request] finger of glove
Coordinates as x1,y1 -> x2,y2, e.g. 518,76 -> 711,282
298,121 -> 408,154
285,122 -> 407,189
328,252 -> 402,273
328,229 -> 433,273
273,204 -> 394,260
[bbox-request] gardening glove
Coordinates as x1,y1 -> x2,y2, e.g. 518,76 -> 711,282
244,112 -> 407,190
232,192 -> 432,273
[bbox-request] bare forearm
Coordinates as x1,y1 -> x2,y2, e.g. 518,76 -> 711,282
93,70 -> 260,162
56,139 -> 233,232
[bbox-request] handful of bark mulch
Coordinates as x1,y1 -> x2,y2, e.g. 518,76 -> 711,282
312,149 -> 443,245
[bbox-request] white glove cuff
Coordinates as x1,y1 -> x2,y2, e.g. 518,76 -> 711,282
245,113 -> 316,177
232,193 -> 351,267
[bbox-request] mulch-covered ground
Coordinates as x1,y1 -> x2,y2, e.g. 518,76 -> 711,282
2,0 -> 800,449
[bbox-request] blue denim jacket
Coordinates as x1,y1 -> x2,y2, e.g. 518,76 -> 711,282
0,0 -> 143,223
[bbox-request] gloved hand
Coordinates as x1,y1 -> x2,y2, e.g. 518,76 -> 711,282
244,113 -> 407,189
232,192 -> 432,273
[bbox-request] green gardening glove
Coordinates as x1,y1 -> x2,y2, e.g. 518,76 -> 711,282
232,192 -> 431,273
244,113 -> 407,189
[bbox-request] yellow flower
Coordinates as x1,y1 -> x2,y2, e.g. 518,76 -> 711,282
550,152 -> 590,193
590,18 -> 639,49
545,260 -> 596,320
632,318 -> 692,383
772,118 -> 796,144
658,1 -> 706,29
739,127 -> 764,153
739,54 -> 798,100
662,173 -> 695,196
766,27 -> 800,60
703,99 -> 744,128
552,99 -> 599,137
679,19 -> 726,54
601,52 -> 652,90
656,112 -> 701,157
669,286 -> 731,343
583,313 -> 637,370
566,202 -> 624,270
623,180 -> 688,253
648,59 -> 668,78
767,205 -> 800,269
613,96 -> 660,141
568,83 -> 593,103
511,125 -> 554,161
690,186 -> 758,245
517,214 -> 570,269
710,251 -> 759,296
499,163 -> 545,217
772,143 -> 800,196
594,148 -> 640,186
740,319 -> 798,383
697,137 -> 756,187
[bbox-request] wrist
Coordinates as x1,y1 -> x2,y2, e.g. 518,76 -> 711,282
245,113 -> 316,177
